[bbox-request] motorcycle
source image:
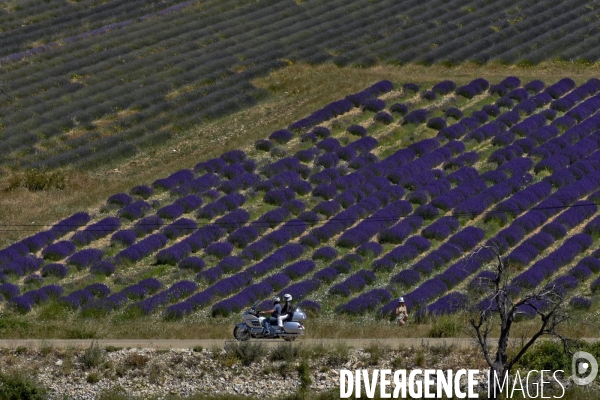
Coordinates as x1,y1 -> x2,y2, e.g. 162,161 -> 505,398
233,301 -> 307,341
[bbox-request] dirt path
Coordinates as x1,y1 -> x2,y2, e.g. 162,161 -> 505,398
0,338 -> 474,350
1,337 -> 597,350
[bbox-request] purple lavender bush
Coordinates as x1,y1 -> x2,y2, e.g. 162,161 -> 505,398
255,139 -> 273,152
50,212 -> 90,238
421,90 -> 436,101
423,292 -> 468,317
153,170 -> 194,191
357,242 -> 383,258
42,241 -> 76,261
66,248 -> 104,270
284,260 -> 316,279
421,217 -> 460,240
227,226 -> 259,248
443,108 -> 462,121
427,117 -> 446,130
90,260 -> 115,276
130,185 -> 154,199
0,283 -> 20,300
330,259 -> 352,274
41,263 -> 68,279
570,296 -> 592,310
313,267 -> 339,284
374,111 -> 394,125
161,218 -> 197,240
403,83 -> 419,93
118,200 -> 152,221
22,231 -> 56,253
133,216 -> 164,237
87,283 -> 110,299
390,103 -> 408,115
346,125 -> 367,137
269,129 -> 294,144
157,204 -> 185,220
362,99 -> 386,112
107,193 -> 133,207
313,126 -> 331,139
391,269 -> 421,287
178,257 -> 206,272
403,109 -> 429,125
264,188 -> 295,206
298,300 -> 320,315
432,80 -> 456,95
337,288 -> 391,315
9,296 -> 33,313
122,233 -> 169,263
205,242 -> 234,259
217,256 -> 245,273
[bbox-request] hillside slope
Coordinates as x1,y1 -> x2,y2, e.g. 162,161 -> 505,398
1,75 -> 600,337
0,0 -> 599,171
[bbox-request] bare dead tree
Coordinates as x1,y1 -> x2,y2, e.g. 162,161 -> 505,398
468,245 -> 573,399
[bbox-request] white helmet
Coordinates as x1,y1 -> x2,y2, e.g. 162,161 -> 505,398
283,294 -> 292,302
272,296 -> 280,304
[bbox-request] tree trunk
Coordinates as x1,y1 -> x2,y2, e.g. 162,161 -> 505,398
489,362 -> 507,400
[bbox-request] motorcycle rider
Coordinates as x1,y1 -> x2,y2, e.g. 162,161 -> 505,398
278,294 -> 293,330
259,296 -> 282,335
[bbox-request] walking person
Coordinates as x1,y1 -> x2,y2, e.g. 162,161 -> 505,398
395,297 -> 408,325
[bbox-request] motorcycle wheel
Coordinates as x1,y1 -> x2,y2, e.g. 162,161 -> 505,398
283,336 -> 296,342
233,326 -> 251,341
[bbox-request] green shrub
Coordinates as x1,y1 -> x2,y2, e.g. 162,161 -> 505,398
298,342 -> 328,360
414,348 -> 426,367
6,168 -> 66,191
223,341 -> 266,366
96,386 -> 131,400
364,342 -> 388,365
584,340 -> 600,360
517,340 -> 571,371
39,340 -> 54,356
82,340 -> 106,369
269,343 -> 300,362
391,355 -> 407,369
65,326 -> 97,339
0,369 -> 48,400
297,360 -> 312,392
86,372 -> 101,384
428,316 -> 459,338
326,341 -> 351,365
427,341 -> 455,358
124,353 -> 149,369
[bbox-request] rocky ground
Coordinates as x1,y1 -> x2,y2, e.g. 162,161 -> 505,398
0,342 -> 581,399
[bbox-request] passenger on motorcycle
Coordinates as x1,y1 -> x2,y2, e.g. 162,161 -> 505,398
259,296 -> 282,334
278,294 -> 293,329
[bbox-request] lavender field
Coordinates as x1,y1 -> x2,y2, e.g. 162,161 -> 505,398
1,0 -> 599,170
1,76 -> 599,327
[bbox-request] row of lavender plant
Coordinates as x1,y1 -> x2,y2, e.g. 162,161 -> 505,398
341,78 -> 600,315
382,152 -> 600,317
2,76 -> 596,316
